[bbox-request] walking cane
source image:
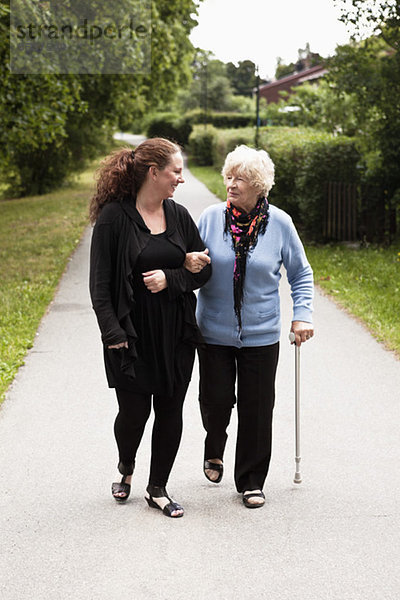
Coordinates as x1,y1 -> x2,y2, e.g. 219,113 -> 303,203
289,332 -> 302,484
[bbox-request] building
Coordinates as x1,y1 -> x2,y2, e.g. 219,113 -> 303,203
258,64 -> 328,104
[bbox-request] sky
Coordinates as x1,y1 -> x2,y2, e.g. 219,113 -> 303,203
190,0 -> 353,80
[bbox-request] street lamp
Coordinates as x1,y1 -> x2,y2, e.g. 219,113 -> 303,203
255,64 -> 260,147
202,59 -> 208,129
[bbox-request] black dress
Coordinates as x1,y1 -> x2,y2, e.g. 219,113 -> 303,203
127,232 -> 190,395
90,198 -> 211,398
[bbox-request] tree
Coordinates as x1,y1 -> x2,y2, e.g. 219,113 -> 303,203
0,0 -> 202,196
275,44 -> 323,79
0,1 -> 87,194
260,80 -> 358,136
331,1 -> 400,230
177,50 -> 236,112
226,60 -> 258,97
275,57 -> 297,80
328,0 -> 400,240
334,0 -> 399,44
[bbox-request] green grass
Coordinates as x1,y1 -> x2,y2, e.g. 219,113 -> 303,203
306,244 -> 400,356
186,162 -> 400,358
0,168 -> 97,403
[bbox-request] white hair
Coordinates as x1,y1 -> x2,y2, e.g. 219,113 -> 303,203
222,145 -> 275,197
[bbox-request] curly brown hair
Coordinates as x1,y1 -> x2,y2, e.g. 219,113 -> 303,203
89,137 -> 181,224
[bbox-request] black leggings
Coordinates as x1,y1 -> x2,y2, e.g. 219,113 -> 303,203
114,384 -> 188,487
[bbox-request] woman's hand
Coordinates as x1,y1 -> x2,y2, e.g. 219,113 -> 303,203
290,321 -> 314,346
142,270 -> 167,293
184,248 -> 211,273
108,341 -> 128,349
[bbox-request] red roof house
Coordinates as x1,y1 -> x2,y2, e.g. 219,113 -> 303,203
258,64 -> 328,104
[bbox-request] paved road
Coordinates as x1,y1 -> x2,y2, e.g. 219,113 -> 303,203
1,160 -> 399,600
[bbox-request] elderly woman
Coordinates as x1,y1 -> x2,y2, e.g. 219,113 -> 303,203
186,145 -> 313,508
89,138 -> 211,518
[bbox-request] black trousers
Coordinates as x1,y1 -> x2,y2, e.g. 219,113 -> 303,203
114,382 -> 189,487
198,342 -> 280,493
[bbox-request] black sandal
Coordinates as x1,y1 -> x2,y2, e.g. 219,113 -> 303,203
112,475 -> 131,502
203,459 -> 223,483
111,461 -> 134,503
145,485 -> 184,518
242,490 -> 265,509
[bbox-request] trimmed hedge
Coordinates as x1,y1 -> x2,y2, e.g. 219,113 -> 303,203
212,128 -> 255,170
145,110 -> 256,147
260,128 -> 360,238
185,109 -> 254,128
187,125 -> 218,166
188,125 -> 361,241
146,113 -> 192,146
188,126 -> 255,169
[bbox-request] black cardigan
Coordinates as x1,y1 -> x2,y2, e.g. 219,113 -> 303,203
89,197 -> 211,382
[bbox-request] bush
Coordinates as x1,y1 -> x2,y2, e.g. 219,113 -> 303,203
0,73 -> 127,198
258,128 -> 360,239
189,125 -> 361,241
212,128 -> 255,169
185,109 -> 254,129
188,125 -> 219,166
146,112 -> 193,146
256,127 -> 320,222
209,112 -> 254,128
144,111 -> 255,151
295,137 -> 360,240
1,112 -> 112,197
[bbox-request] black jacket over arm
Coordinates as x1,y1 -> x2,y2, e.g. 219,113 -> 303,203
89,197 -> 211,381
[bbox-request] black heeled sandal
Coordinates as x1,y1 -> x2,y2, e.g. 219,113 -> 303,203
203,459 -> 224,483
145,484 -> 184,518
111,461 -> 134,503
112,476 -> 131,502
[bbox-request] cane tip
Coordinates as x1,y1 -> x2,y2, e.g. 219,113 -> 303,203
293,475 -> 302,484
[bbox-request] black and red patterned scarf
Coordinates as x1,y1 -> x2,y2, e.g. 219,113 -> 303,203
224,197 -> 269,329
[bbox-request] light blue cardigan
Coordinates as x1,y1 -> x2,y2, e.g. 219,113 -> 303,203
196,202 -> 314,348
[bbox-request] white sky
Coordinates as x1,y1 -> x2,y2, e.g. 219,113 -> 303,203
190,0 -> 352,80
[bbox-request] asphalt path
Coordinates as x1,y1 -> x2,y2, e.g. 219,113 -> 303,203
1,153 -> 399,599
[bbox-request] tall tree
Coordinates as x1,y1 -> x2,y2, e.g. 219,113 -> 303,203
226,60 -> 258,96
334,0 -> 399,44
275,57 -> 297,80
0,0 -> 202,196
331,0 -> 400,223
177,50 -> 235,112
